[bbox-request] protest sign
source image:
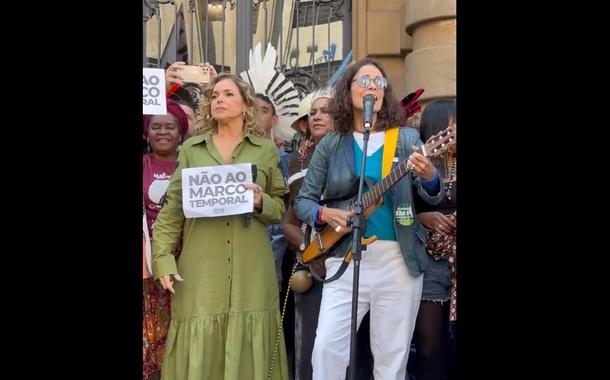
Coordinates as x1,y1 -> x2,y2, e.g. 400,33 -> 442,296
143,68 -> 167,115
182,163 -> 254,218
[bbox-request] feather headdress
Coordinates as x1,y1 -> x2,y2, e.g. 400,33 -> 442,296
240,42 -> 301,142
309,86 -> 334,105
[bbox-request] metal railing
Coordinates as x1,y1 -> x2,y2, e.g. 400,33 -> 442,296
143,0 -> 351,95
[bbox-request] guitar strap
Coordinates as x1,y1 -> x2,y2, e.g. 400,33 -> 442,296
308,127 -> 401,283
382,126 -> 399,177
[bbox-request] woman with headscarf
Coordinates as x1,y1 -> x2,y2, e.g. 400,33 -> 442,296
143,98 -> 189,380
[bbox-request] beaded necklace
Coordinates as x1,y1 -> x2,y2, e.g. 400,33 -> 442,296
444,153 -> 456,200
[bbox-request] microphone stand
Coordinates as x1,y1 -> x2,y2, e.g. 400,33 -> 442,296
348,120 -> 371,380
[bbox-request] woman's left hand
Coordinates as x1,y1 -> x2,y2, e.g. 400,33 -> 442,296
407,146 -> 435,180
418,211 -> 455,236
244,183 -> 263,212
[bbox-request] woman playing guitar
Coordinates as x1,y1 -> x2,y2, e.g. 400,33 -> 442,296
295,58 -> 444,380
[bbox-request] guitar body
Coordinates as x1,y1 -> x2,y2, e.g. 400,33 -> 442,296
341,236 -> 378,264
301,198 -> 383,264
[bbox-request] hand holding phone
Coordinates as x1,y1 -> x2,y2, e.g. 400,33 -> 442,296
180,65 -> 205,84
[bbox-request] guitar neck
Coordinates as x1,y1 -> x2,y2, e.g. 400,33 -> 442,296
362,147 -> 422,209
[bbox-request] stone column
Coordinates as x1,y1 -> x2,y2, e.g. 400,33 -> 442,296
351,0 -> 412,97
404,0 -> 456,103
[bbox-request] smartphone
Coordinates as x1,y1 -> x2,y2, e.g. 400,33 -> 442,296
201,66 -> 211,84
181,65 -> 209,84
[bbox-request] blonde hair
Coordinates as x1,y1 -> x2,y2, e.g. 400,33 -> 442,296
199,74 -> 266,136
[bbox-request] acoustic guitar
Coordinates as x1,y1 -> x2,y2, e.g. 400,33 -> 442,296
300,125 -> 456,264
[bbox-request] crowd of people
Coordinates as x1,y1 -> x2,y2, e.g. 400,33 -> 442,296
143,57 -> 457,380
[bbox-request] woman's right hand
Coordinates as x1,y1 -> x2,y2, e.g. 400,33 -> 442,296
320,207 -> 354,233
159,273 -> 184,294
417,211 -> 456,236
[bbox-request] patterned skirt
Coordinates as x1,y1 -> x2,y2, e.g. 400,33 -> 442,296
143,278 -> 172,380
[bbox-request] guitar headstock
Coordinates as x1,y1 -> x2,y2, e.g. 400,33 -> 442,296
422,125 -> 456,158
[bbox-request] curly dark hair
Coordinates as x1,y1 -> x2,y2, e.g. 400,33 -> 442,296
329,58 -> 404,134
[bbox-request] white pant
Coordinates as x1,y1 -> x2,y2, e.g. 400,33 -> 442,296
312,240 -> 423,380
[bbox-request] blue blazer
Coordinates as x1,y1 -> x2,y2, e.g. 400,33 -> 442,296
294,127 -> 444,276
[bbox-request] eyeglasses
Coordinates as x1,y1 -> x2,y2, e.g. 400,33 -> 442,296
352,75 -> 388,89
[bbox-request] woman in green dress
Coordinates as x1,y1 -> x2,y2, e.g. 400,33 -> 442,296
152,74 -> 289,380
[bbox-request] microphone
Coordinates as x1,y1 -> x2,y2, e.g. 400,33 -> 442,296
362,94 -> 375,130
245,164 -> 258,227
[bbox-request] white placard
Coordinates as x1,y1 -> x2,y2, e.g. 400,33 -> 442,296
143,68 -> 167,115
182,163 -> 254,218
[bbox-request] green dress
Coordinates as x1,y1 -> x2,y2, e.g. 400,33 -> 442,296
153,131 -> 289,380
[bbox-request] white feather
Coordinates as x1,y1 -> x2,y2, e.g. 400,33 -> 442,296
240,42 -> 301,141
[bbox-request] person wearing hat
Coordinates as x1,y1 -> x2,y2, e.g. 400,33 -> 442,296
254,93 -> 289,154
289,93 -> 313,153
142,98 -> 189,380
279,94 -> 312,182
167,86 -> 197,138
143,98 -> 190,231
